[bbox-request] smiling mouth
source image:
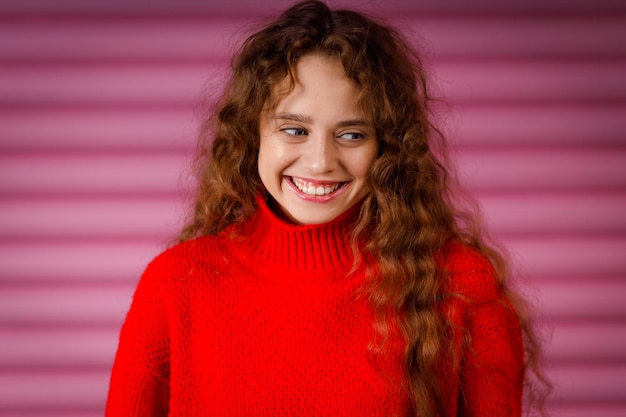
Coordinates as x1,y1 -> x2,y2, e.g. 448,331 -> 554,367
290,177 -> 346,196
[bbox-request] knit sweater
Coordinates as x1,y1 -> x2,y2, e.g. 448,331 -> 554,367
106,197 -> 523,417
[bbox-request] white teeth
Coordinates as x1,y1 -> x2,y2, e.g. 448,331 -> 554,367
291,178 -> 341,196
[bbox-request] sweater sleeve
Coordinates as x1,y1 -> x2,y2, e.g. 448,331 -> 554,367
459,298 -> 524,417
448,246 -> 524,417
440,243 -> 524,417
105,258 -> 171,416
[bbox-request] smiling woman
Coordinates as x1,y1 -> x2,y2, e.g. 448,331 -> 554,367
258,54 -> 378,224
105,1 -> 550,416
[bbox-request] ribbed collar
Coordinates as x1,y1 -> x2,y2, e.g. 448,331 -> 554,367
234,195 -> 362,275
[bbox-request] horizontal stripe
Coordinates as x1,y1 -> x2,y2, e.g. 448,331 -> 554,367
1,18 -> 624,61
2,61 -> 625,105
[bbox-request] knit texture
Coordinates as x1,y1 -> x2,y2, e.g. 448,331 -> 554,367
106,197 -> 523,417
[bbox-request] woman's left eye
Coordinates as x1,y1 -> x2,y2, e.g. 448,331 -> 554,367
339,132 -> 364,140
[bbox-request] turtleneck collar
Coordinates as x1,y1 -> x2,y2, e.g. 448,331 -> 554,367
233,194 -> 362,275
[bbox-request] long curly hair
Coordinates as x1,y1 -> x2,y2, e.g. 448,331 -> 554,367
179,1 -> 550,415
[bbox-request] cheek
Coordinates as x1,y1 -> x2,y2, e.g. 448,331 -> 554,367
257,135 -> 270,171
257,136 -> 289,188
257,142 -> 273,179
258,137 -> 278,163
259,136 -> 297,171
354,145 -> 379,177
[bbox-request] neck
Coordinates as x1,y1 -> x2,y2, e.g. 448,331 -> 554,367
233,195 -> 362,274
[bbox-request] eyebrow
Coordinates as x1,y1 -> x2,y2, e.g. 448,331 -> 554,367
273,112 -> 369,127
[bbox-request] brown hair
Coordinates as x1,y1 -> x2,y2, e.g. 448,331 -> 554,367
180,1 -> 550,415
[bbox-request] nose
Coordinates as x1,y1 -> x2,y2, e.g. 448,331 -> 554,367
301,133 -> 338,174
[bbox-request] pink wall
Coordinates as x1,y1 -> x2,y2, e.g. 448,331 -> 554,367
1,0 -> 625,415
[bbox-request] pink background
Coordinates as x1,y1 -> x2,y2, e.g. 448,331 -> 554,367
1,0 -> 625,415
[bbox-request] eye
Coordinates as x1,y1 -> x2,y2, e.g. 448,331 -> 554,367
339,132 -> 365,140
282,128 -> 308,137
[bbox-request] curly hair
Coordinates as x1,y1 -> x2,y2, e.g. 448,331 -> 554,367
179,1 -> 550,415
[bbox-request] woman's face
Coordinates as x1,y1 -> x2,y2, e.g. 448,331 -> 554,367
258,54 -> 378,225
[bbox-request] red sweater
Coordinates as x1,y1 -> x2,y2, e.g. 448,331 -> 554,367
106,198 -> 523,416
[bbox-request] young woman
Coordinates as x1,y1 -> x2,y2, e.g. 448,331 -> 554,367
106,1 -> 548,416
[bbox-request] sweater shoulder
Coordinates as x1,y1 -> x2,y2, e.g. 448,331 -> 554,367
439,242 -> 501,304
141,235 -> 230,285
151,235 -> 225,263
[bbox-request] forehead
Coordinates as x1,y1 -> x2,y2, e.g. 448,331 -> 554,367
268,54 -> 365,115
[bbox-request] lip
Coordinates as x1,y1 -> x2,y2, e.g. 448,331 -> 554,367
284,176 -> 349,202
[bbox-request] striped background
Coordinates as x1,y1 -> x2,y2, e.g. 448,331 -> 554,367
1,0 -> 625,415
